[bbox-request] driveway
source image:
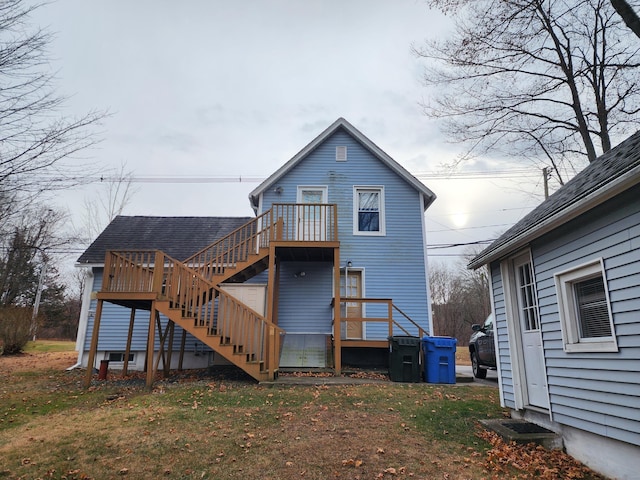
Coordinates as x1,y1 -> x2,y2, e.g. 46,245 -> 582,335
456,365 -> 499,387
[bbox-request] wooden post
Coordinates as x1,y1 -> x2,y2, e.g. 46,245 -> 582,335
152,251 -> 164,294
154,311 -> 167,376
333,247 -> 341,375
123,308 -> 136,376
268,325 -> 277,381
273,256 -> 281,326
265,245 -> 277,324
178,329 -> 187,371
166,321 -> 175,376
84,299 -> 104,388
145,302 -> 157,389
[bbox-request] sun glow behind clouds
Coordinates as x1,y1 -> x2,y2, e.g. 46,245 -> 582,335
450,210 -> 469,228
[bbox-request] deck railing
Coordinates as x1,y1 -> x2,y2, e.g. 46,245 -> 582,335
337,298 -> 427,340
271,203 -> 338,242
102,249 -> 283,376
103,250 -> 157,293
182,203 -> 337,279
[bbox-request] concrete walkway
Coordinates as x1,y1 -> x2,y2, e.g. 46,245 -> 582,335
262,366 -> 498,387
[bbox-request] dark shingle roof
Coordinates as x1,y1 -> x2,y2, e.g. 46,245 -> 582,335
469,131 -> 640,269
77,216 -> 253,264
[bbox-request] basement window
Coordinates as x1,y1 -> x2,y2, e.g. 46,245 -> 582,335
554,259 -> 618,353
108,352 -> 135,363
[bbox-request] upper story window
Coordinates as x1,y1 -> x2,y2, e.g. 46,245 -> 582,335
353,186 -> 385,236
554,258 -> 618,353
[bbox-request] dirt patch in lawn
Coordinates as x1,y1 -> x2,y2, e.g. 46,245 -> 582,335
0,350 -> 77,374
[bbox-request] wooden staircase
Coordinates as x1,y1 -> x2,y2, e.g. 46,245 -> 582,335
93,211 -> 287,383
88,204 -> 339,387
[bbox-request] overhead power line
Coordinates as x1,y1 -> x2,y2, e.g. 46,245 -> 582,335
39,167 -> 540,185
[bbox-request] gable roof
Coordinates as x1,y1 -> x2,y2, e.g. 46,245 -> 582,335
248,117 -> 436,212
469,131 -> 640,269
77,216 -> 253,264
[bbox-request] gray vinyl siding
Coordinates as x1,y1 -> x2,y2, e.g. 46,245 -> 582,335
490,262 -> 516,409
84,268 -> 204,354
531,185 -> 640,447
260,129 -> 430,339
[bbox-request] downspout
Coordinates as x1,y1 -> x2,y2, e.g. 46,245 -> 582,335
67,267 -> 95,370
420,194 -> 434,336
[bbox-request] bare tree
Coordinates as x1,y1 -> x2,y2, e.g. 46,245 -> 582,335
417,0 -> 640,186
81,162 -> 137,242
429,259 -> 490,342
0,0 -> 103,219
611,0 -> 640,39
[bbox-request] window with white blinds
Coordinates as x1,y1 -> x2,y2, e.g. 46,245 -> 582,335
555,259 -> 618,353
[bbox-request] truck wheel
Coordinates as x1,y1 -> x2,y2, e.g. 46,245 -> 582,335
471,351 -> 487,379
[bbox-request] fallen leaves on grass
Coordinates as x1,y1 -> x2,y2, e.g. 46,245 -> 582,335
478,429 -> 606,479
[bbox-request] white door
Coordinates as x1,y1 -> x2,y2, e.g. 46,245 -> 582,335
297,187 -> 327,241
340,270 -> 363,339
513,254 -> 548,409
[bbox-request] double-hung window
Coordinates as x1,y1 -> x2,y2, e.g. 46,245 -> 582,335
554,259 -> 617,353
353,187 -> 385,235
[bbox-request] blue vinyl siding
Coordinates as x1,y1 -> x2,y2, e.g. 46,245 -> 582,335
260,129 -> 430,338
490,262 -> 516,408
277,262 -> 333,334
529,186 -> 640,447
84,268 -> 204,353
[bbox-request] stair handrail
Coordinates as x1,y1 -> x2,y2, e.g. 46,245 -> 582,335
392,303 -> 427,338
183,209 -> 276,278
102,248 -> 283,379
156,250 -> 284,378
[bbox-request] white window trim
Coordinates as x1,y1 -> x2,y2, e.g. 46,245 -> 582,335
554,258 -> 618,353
353,186 -> 386,236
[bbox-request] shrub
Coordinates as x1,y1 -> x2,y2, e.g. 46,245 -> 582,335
0,307 -> 33,355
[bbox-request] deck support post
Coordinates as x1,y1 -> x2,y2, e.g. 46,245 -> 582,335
265,244 -> 278,378
265,245 -> 277,325
166,321 -> 175,376
333,247 -> 341,375
145,302 -> 157,389
273,256 -> 281,326
123,308 -> 136,376
178,329 -> 187,371
153,311 -> 168,376
84,299 -> 104,388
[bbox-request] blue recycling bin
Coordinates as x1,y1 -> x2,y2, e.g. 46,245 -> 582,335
422,336 -> 457,384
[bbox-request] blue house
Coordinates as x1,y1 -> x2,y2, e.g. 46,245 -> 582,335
77,118 -> 436,385
469,131 -> 640,480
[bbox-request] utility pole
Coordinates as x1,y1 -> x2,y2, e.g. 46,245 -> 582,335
543,167 -> 550,200
31,260 -> 47,341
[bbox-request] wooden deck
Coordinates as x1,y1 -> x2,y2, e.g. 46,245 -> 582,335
85,203 -> 425,388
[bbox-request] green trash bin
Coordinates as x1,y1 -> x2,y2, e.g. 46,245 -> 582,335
388,336 -> 422,382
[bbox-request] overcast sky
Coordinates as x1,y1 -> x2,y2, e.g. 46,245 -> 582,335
31,0 -> 543,267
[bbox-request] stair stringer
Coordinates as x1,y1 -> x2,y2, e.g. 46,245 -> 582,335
155,300 -> 271,382
201,246 -> 271,285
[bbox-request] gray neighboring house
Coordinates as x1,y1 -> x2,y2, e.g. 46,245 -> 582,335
469,131 -> 640,480
74,216 -> 252,370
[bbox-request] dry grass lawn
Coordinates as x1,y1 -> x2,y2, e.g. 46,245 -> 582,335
0,347 -> 605,480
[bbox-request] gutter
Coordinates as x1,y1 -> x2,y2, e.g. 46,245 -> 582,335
469,163 -> 640,269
